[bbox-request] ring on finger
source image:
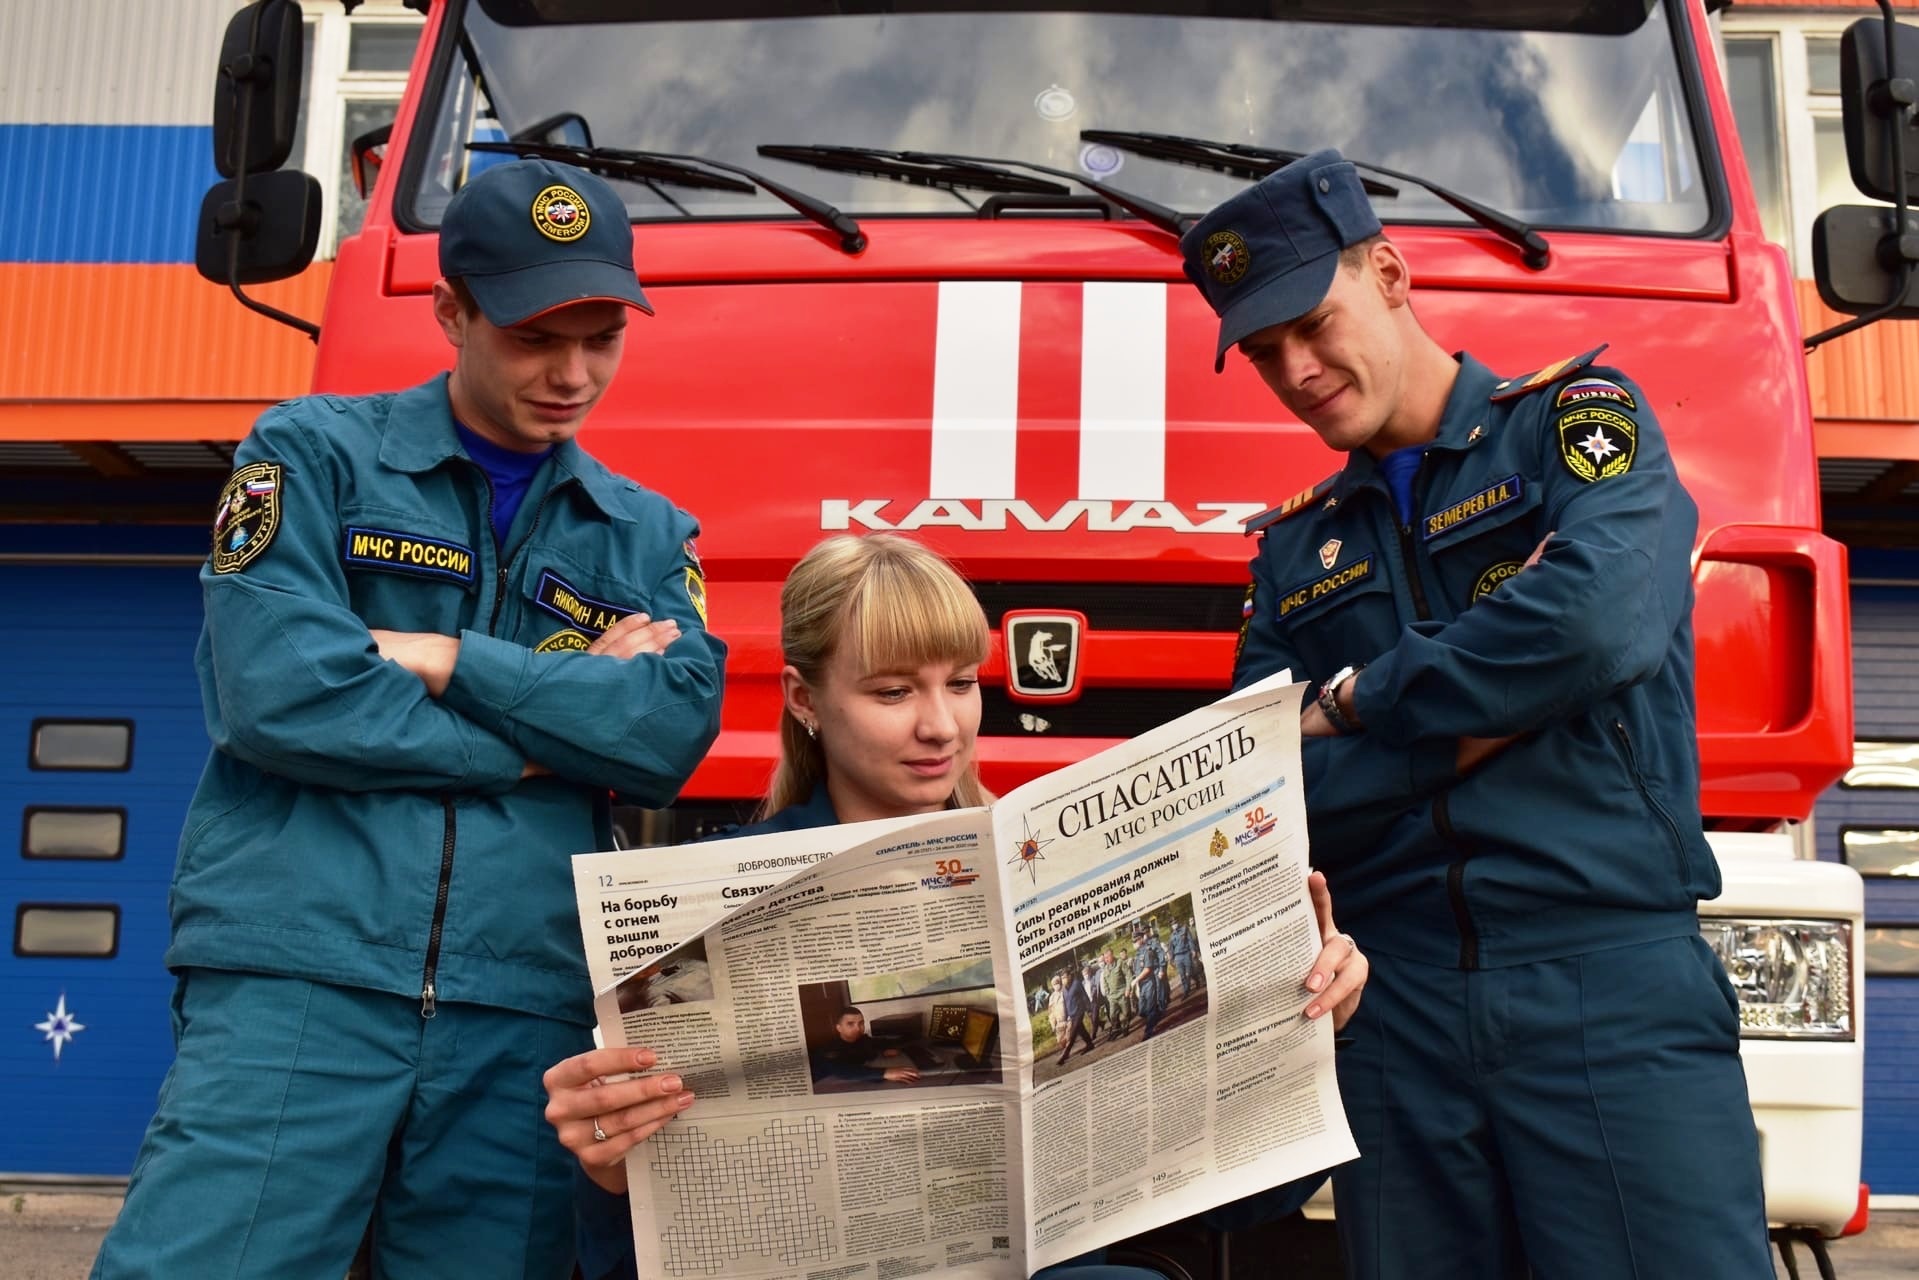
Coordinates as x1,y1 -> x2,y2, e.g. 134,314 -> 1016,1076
592,1118 -> 609,1142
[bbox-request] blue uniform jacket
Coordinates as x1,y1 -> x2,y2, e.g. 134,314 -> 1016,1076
168,374 -> 726,1025
1233,351 -> 1714,970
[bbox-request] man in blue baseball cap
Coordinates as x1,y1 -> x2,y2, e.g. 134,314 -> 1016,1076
93,159 -> 725,1279
1185,152 -> 1770,1277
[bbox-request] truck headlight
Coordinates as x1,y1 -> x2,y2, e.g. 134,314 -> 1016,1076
1700,918 -> 1853,1040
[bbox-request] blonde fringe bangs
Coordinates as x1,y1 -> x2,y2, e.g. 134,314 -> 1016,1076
837,549 -> 990,678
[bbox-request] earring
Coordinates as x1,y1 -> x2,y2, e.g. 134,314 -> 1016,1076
804,720 -> 818,740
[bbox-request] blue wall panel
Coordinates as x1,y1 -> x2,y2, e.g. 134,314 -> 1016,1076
0,563 -> 207,1177
1814,583 -> 1919,1195
0,124 -> 216,263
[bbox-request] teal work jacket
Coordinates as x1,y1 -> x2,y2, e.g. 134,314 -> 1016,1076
168,374 -> 725,1025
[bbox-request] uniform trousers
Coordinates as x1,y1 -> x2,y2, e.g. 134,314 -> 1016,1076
92,969 -> 590,1279
1331,934 -> 1771,1279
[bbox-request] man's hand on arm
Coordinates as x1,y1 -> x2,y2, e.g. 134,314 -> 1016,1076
370,629 -> 460,697
586,612 -> 680,659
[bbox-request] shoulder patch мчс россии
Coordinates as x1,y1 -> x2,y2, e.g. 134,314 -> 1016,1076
211,462 -> 283,574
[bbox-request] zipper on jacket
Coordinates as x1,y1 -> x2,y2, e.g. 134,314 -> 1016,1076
421,797 -> 457,1018
1390,458 -> 1433,621
487,485 -> 560,636
1396,522 -> 1433,621
1435,794 -> 1479,970
1610,719 -> 1692,880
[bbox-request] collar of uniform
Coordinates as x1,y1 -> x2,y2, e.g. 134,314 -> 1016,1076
791,782 -> 840,830
1428,353 -> 1502,451
1326,352 -> 1504,504
377,374 -> 468,473
376,373 -> 636,523
544,437 -> 642,524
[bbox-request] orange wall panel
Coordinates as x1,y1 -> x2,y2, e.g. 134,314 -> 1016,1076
1797,277 -> 1919,423
0,262 -> 328,407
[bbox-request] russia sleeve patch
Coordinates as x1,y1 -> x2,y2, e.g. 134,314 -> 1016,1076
211,461 -> 283,575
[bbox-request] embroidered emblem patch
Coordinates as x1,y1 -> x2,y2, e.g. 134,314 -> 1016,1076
533,569 -> 630,638
1554,376 -> 1637,412
1472,561 -> 1524,602
1424,475 -> 1523,541
1319,538 -> 1342,569
1278,555 -> 1375,619
534,628 -> 591,654
1557,406 -> 1637,482
684,568 -> 708,626
341,527 -> 476,587
530,184 -> 590,243
1204,229 -> 1252,285
211,461 -> 282,575
682,539 -> 703,576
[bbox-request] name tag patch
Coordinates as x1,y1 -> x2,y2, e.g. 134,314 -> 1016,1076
342,527 -> 476,587
1424,475 -> 1522,541
1278,555 -> 1375,619
533,569 -> 632,638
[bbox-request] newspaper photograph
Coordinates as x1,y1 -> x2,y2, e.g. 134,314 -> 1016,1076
570,672 -> 1354,1279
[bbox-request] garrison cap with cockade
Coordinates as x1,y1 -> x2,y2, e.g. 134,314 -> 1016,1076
1179,148 -> 1382,372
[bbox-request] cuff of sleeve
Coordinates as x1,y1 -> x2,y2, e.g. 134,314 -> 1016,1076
442,630 -> 531,740
1408,736 -> 1457,796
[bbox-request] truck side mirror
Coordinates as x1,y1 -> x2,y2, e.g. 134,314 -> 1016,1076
1813,204 -> 1919,318
1808,14 -> 1919,339
1840,16 -> 1919,203
195,170 -> 322,286
212,0 -> 306,179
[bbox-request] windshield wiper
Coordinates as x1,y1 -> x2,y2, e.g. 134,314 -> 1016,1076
467,140 -> 868,255
1081,130 -> 1551,270
758,145 -> 1069,198
759,144 -> 1189,239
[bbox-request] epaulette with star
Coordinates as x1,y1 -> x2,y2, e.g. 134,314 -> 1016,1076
1243,475 -> 1337,536
1488,343 -> 1610,402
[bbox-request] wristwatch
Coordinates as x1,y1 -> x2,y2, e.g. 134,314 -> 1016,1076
1317,664 -> 1366,735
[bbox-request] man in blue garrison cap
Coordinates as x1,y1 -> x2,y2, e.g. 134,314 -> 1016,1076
1181,150 -> 1769,1278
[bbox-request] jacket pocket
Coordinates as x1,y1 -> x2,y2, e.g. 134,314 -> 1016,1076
1605,717 -> 1693,882
1272,552 -> 1396,677
1422,474 -> 1544,612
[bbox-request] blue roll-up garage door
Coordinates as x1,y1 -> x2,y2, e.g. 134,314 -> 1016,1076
0,561 -> 207,1177
1817,584 -> 1919,1198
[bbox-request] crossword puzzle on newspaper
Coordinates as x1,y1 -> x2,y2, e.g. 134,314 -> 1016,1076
650,1115 -> 836,1275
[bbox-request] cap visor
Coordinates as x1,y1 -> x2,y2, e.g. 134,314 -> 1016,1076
465,258 -> 653,328
1211,251 -> 1340,372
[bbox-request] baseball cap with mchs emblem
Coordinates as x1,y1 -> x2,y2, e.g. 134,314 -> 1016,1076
438,157 -> 652,327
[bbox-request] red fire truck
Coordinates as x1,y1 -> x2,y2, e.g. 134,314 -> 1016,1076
199,0 -> 1878,1269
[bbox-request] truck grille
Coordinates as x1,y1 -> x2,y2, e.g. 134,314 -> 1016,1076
971,582 -> 1245,633
980,686 -> 1219,738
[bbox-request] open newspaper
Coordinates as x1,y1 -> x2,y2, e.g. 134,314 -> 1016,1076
571,672 -> 1355,1279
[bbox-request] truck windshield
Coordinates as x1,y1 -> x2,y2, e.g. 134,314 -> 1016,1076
406,0 -> 1714,237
